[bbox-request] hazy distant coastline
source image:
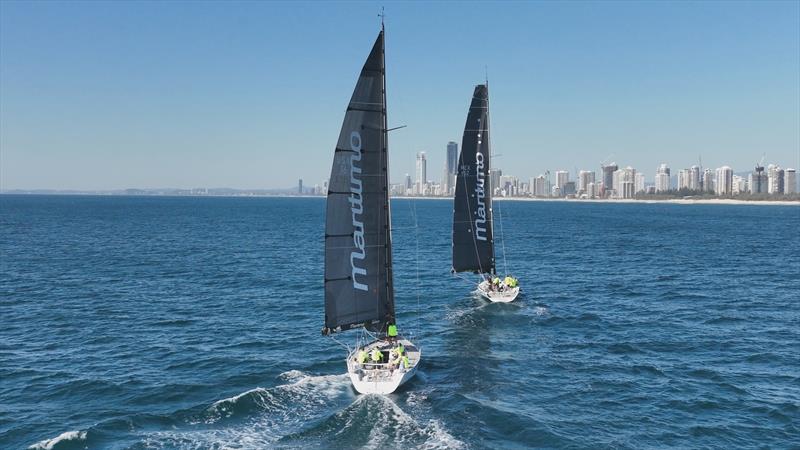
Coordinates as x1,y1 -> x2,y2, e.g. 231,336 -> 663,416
2,190 -> 798,206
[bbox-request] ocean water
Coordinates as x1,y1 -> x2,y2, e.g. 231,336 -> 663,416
1,195 -> 798,449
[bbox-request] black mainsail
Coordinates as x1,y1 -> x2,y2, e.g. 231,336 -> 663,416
323,31 -> 394,335
452,84 -> 495,274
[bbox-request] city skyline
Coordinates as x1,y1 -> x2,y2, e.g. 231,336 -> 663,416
287,146 -> 798,198
1,2 -> 798,190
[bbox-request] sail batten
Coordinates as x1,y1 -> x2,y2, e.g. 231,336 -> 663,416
323,31 -> 394,335
452,84 -> 495,274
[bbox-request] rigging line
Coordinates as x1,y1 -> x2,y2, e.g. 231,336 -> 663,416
453,270 -> 481,287
497,200 -> 508,275
328,335 -> 352,354
460,163 -> 485,282
409,198 -> 421,340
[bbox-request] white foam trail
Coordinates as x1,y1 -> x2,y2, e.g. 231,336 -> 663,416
362,395 -> 466,450
28,430 -> 87,450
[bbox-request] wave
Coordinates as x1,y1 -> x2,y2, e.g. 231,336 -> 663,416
31,371 -> 353,449
278,394 -> 464,449
28,430 -> 87,450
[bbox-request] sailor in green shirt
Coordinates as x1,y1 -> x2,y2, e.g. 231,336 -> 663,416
356,349 -> 368,366
370,347 -> 383,364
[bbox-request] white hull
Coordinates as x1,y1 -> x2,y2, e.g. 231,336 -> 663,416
477,280 -> 519,303
347,338 -> 420,395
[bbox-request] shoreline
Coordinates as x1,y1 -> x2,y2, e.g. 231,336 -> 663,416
2,192 -> 797,206
392,196 -> 800,206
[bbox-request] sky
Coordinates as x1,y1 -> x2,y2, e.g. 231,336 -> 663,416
1,1 -> 798,190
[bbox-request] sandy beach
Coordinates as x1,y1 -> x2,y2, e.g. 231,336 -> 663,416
391,196 -> 800,206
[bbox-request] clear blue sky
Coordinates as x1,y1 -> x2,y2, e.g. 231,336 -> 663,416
1,1 -> 798,190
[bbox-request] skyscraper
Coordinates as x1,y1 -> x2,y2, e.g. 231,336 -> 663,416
613,166 -> 636,199
555,170 -> 569,197
578,170 -> 595,194
768,165 -> 785,194
404,173 -> 412,191
749,165 -> 767,194
703,169 -> 714,192
298,178 -> 303,194
655,164 -> 670,192
785,168 -> 797,194
678,169 -> 690,190
415,152 -> 427,194
689,166 -> 701,190
490,168 -> 502,195
532,175 -> 549,197
446,141 -> 458,177
715,166 -> 733,195
635,172 -> 645,194
601,163 -> 618,197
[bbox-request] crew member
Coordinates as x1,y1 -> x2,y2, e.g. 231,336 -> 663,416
370,347 -> 383,364
357,349 -> 368,365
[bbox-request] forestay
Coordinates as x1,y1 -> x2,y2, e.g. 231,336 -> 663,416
452,84 -> 495,274
323,31 -> 395,335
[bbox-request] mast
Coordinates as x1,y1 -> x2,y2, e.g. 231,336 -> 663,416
381,18 -> 395,328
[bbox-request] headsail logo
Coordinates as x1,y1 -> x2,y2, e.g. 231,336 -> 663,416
459,163 -> 471,178
349,131 -> 368,291
474,152 -> 487,241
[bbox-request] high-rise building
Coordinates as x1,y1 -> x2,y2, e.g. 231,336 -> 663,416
532,175 -> 549,197
613,167 -> 636,199
768,165 -> 785,194
415,152 -> 427,193
298,178 -> 303,194
785,168 -> 797,194
578,170 -> 595,194
732,175 -> 746,195
404,173 -> 412,191
689,166 -> 701,190
749,165 -> 767,194
715,166 -> 733,195
555,171 -> 569,197
655,164 -> 670,192
441,141 -> 458,193
678,169 -> 690,190
562,181 -> 576,196
586,182 -> 597,198
601,163 -> 618,197
703,169 -> 714,192
635,172 -> 645,194
491,168 -> 502,195
446,141 -> 458,177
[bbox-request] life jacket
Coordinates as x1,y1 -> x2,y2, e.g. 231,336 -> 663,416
388,324 -> 398,337
370,348 -> 382,362
402,355 -> 410,369
357,350 -> 368,364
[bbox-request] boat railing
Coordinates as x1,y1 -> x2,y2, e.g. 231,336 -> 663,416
355,361 -> 409,372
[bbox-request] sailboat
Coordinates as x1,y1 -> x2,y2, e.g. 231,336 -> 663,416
322,24 -> 420,395
451,83 -> 520,303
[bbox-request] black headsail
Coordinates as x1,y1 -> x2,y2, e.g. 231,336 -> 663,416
323,31 -> 394,335
452,84 -> 495,274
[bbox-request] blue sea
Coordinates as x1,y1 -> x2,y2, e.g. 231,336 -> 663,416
1,195 -> 798,449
